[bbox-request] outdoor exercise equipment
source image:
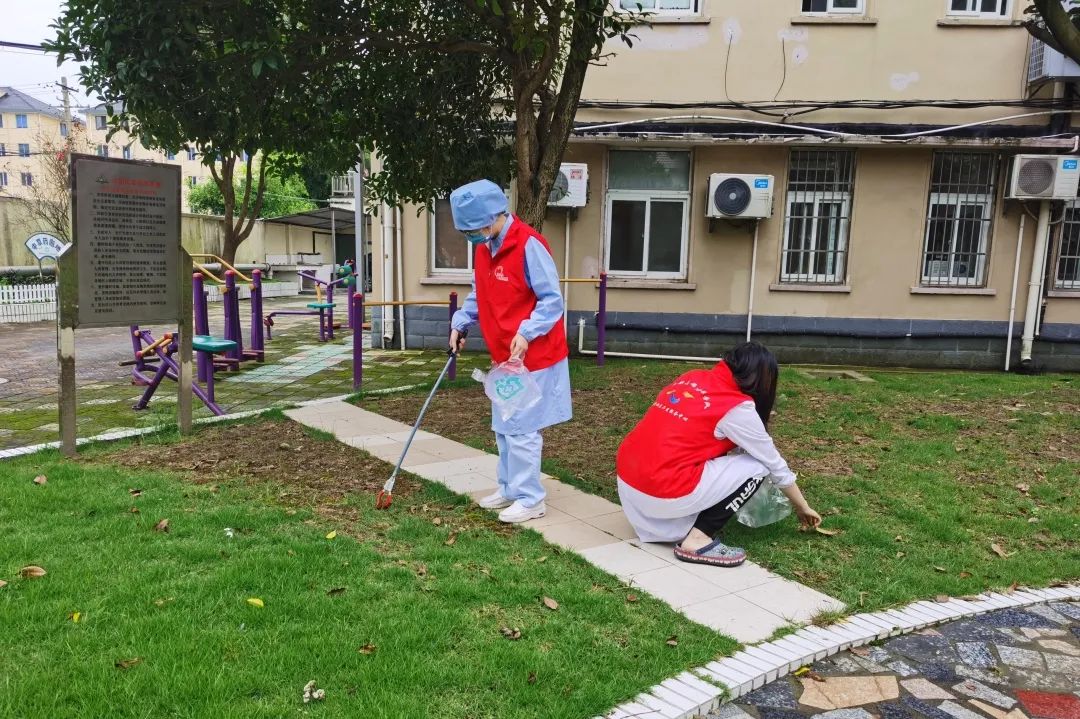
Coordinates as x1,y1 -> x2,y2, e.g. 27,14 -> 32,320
375,348 -> 458,510
130,327 -> 235,416
264,263 -> 358,342
190,254 -> 266,368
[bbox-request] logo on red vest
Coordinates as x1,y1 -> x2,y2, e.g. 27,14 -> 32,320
493,266 -> 509,282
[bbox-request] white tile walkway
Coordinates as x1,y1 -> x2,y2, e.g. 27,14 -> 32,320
280,401 -> 1080,719
283,400 -> 846,645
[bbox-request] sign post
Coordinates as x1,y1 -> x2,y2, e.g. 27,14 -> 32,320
60,155 -> 185,456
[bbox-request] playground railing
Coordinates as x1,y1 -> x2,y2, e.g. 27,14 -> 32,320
348,274 -> 608,393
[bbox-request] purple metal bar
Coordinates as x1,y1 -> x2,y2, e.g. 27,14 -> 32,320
448,292 -> 458,381
154,339 -> 224,416
134,352 -> 173,410
130,325 -> 147,378
352,293 -> 364,391
192,273 -> 210,382
250,269 -> 265,361
223,271 -> 243,367
326,283 -> 335,340
597,272 -> 607,367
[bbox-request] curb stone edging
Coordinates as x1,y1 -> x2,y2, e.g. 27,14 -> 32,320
0,393 -> 352,461
597,585 -> 1080,719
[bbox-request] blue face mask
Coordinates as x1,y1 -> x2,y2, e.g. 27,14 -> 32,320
464,231 -> 489,245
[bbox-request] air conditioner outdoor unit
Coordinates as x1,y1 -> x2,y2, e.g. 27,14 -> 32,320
1007,154 -> 1080,200
548,163 -> 588,207
1027,36 -> 1080,84
707,173 -> 775,219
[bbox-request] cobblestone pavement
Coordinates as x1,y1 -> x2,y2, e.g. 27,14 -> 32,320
0,298 -> 484,450
709,601 -> 1080,719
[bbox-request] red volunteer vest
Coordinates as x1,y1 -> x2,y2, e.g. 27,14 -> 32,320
474,216 -> 568,371
616,362 -> 753,499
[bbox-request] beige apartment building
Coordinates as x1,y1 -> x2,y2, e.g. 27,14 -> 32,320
367,0 -> 1080,370
0,89 -> 213,211
0,87 -> 75,198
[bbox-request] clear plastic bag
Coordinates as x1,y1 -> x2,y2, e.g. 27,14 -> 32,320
735,480 -> 792,528
471,358 -> 542,422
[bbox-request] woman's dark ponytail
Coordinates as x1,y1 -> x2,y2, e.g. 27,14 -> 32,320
723,341 -> 779,427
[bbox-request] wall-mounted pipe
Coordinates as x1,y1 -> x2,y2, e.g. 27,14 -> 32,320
577,318 -> 718,363
395,206 -> 406,349
1005,214 -> 1026,372
1021,201 -> 1052,366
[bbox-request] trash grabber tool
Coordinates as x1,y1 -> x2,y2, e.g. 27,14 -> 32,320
376,348 -> 457,509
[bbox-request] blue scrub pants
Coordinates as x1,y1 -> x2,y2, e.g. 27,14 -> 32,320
495,432 -> 545,508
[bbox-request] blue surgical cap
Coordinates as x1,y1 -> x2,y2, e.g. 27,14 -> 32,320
449,180 -> 508,231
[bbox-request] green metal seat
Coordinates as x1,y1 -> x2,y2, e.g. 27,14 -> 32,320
193,335 -> 237,354
307,302 -> 336,310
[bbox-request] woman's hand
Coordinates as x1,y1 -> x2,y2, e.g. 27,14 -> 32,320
509,333 -> 529,360
797,506 -> 822,529
449,329 -> 466,354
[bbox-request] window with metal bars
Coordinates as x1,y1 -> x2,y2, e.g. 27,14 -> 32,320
780,150 -> 855,285
921,152 -> 997,287
1056,203 -> 1080,290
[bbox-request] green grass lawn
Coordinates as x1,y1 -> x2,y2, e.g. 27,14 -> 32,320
0,417 -> 734,719
363,359 -> 1080,613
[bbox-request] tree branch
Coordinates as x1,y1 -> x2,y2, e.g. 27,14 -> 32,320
1031,0 -> 1080,63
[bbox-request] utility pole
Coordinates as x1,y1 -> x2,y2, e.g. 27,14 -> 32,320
60,77 -> 72,140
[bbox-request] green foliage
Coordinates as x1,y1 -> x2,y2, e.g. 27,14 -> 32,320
47,1 -> 640,226
188,171 -> 316,219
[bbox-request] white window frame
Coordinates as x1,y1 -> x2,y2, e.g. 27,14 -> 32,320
781,194 -> 852,284
20,173 -> 33,187
429,198 -> 474,277
605,192 -> 691,280
615,0 -> 700,17
921,193 -> 992,287
15,114 -> 27,129
17,143 -> 30,157
0,172 -> 7,187
802,0 -> 865,15
122,146 -> 132,160
96,145 -> 109,158
94,115 -> 107,130
946,0 -> 1010,17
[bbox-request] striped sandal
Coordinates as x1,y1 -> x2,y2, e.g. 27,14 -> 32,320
673,539 -> 747,567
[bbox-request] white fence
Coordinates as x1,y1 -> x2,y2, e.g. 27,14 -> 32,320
0,284 -> 58,324
0,281 -> 299,325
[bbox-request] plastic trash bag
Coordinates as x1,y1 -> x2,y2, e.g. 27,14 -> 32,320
735,479 -> 792,528
472,359 -> 542,422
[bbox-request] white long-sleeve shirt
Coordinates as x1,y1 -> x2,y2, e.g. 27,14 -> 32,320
714,401 -> 797,488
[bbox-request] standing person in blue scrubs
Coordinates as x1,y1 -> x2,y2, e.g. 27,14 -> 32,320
447,180 -> 572,523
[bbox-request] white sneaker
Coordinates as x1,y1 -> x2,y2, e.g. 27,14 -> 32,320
478,491 -> 513,510
498,500 -> 546,524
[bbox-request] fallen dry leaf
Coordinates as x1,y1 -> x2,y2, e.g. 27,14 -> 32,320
1028,517 -> 1040,524
325,531 -> 337,540
536,556 -> 547,563
115,658 -> 142,670
444,533 -> 457,547
302,680 -> 325,704
153,597 -> 174,607
432,517 -> 442,527
959,594 -> 983,601
894,535 -> 904,543
542,596 -> 559,611
19,565 -> 46,579
1016,483 -> 1031,494
1006,581 -> 1019,594
500,626 -> 522,641
246,597 -> 265,608
327,587 -> 347,596
990,543 -> 1015,559
665,635 -> 679,647
528,671 -> 537,685
826,507 -> 842,516
0,580 -> 7,589
807,671 -> 826,683
934,566 -> 947,573
814,527 -> 841,536
129,507 -> 140,514
896,552 -> 907,559
33,475 -> 47,486
129,489 -> 142,497
627,594 -> 639,603
851,646 -> 870,657
935,595 -> 951,603
153,519 -> 170,533
960,571 -> 973,579
416,564 -> 428,577
357,643 -> 377,654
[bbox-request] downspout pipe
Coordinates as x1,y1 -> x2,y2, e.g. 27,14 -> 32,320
1005,213 -> 1025,372
395,206 -> 406,349
381,202 -> 396,345
1020,201 -> 1052,367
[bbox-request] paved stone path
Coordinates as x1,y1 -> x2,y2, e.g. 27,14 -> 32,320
707,601 -> 1080,719
284,399 -> 845,644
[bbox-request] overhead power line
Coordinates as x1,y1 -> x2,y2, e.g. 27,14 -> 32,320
0,40 -> 47,51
